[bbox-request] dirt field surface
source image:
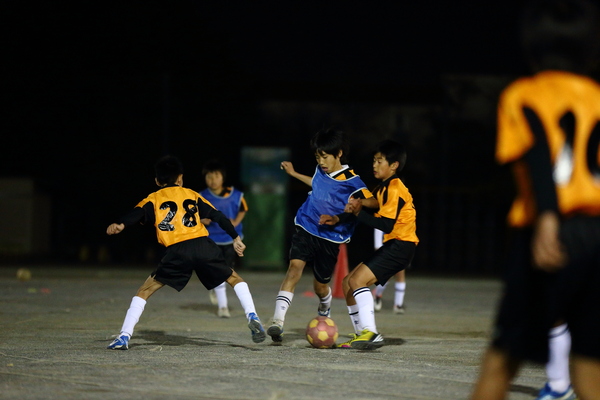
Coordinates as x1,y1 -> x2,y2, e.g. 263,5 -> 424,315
0,266 -> 546,399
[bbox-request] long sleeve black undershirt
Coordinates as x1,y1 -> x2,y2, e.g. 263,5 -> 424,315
356,211 -> 396,233
119,206 -> 147,227
336,196 -> 405,233
335,184 -> 408,233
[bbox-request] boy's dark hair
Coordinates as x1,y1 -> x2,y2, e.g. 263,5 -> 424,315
520,0 -> 600,73
375,140 -> 407,173
202,159 -> 227,181
155,155 -> 184,185
310,128 -> 349,164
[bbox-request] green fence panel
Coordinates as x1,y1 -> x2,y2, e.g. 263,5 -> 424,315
241,147 -> 290,270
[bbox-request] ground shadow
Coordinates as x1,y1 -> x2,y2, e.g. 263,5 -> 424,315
382,337 -> 406,346
179,303 -> 218,313
286,328 -> 406,349
124,330 -> 262,351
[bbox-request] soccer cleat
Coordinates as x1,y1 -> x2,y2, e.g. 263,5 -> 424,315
535,383 -> 576,400
336,333 -> 358,349
247,312 -> 266,343
107,334 -> 130,350
393,304 -> 405,314
350,329 -> 385,350
217,307 -> 231,318
209,289 -> 218,305
267,319 -> 284,343
374,296 -> 383,312
317,304 -> 331,317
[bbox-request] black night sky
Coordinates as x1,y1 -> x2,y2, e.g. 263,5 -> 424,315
2,2 -> 528,269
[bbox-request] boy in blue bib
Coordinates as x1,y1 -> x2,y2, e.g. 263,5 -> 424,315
200,160 -> 248,318
267,128 -> 376,343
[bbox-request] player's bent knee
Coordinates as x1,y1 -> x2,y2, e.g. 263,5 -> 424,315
342,274 -> 350,286
226,272 -> 244,287
285,265 -> 304,281
347,277 -> 364,293
313,281 -> 329,297
136,276 -> 164,299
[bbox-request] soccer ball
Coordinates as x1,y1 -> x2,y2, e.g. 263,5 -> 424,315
16,268 -> 32,282
306,316 -> 338,348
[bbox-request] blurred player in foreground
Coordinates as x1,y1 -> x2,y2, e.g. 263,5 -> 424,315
200,160 -> 248,318
106,155 -> 265,350
267,128 -> 374,343
321,139 -> 418,350
470,1 -> 600,399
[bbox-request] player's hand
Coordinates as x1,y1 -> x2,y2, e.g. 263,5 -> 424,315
106,223 -> 125,235
201,218 -> 211,226
344,198 -> 363,215
280,161 -> 295,176
319,215 -> 339,225
233,236 -> 246,257
531,211 -> 568,272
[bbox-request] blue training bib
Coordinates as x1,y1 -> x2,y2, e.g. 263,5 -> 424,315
200,187 -> 244,244
294,166 -> 367,243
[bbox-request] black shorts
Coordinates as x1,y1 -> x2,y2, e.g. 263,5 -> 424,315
218,244 -> 237,269
493,216 -> 600,362
289,227 -> 339,284
492,229 -> 557,364
364,239 -> 416,286
151,237 -> 233,292
558,216 -> 600,360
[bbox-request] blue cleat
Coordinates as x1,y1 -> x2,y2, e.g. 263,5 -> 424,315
317,305 -> 331,317
247,312 -> 266,343
107,334 -> 130,350
535,383 -> 577,400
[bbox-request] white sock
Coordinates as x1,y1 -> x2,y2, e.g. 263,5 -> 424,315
394,281 -> 406,307
353,287 -> 377,333
214,282 -> 228,308
319,287 -> 332,310
120,296 -> 146,337
374,282 -> 387,298
273,291 -> 294,322
347,304 -> 362,334
232,282 -> 256,320
546,323 -> 571,393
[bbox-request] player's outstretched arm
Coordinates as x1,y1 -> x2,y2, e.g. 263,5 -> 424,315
361,197 -> 379,209
106,223 -> 125,235
344,198 -> 363,215
280,161 -> 312,187
233,236 -> 246,257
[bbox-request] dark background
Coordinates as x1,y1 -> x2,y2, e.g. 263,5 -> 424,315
2,2 -> 531,272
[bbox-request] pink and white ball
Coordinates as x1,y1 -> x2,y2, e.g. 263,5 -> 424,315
306,316 -> 338,348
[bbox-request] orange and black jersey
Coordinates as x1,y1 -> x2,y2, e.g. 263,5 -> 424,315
329,166 -> 372,200
330,167 -> 359,180
497,70 -> 600,227
118,185 -> 238,247
356,174 -> 418,244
